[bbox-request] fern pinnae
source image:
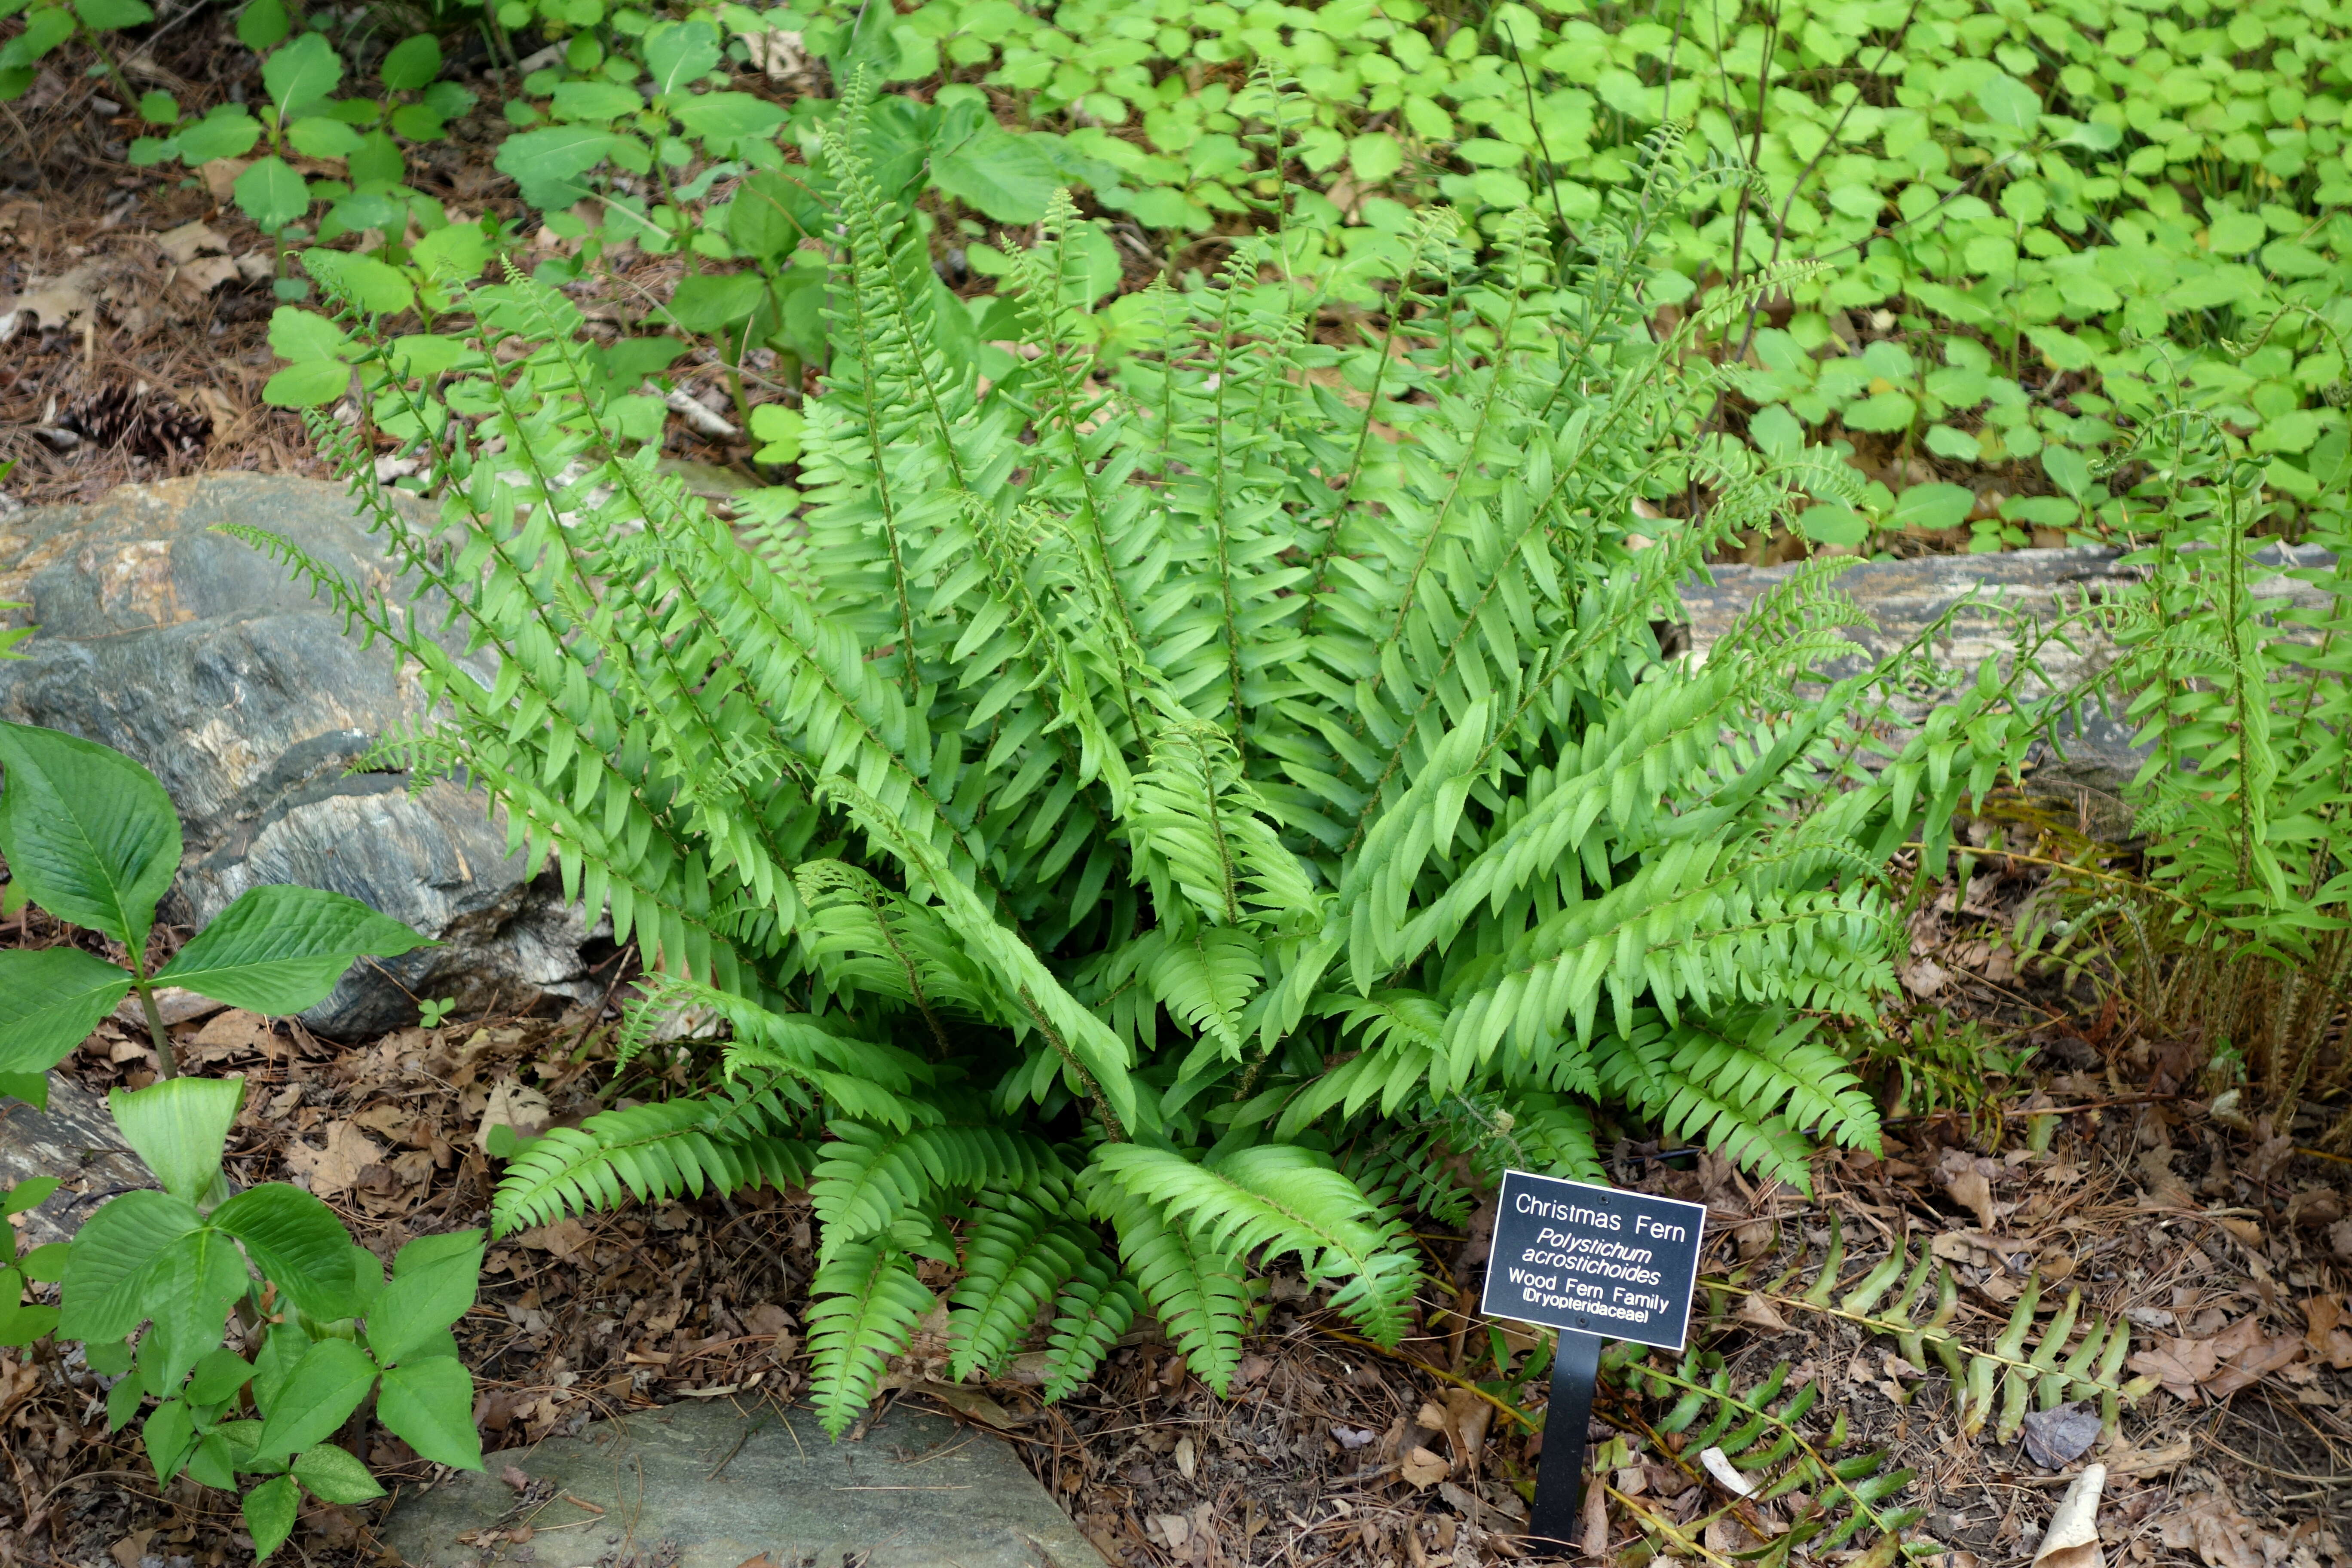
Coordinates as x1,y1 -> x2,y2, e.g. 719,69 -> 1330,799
809,1234 -> 936,1437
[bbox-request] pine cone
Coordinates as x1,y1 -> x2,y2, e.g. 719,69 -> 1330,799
62,384 -> 213,459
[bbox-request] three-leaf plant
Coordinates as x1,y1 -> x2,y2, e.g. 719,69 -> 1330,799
56,1075 -> 485,1560
0,720 -> 430,1101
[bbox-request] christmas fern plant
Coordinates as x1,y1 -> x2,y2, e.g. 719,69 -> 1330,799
247,91 -> 2038,1434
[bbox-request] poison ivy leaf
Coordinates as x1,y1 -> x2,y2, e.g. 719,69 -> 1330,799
0,947 -> 130,1075
0,721 -> 180,952
110,1076 -> 243,1202
153,883 -> 428,1014
375,1356 -> 481,1469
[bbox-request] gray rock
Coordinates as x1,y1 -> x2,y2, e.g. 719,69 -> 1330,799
382,1398 -> 1107,1568
0,1073 -> 142,1249
0,475 -> 601,1038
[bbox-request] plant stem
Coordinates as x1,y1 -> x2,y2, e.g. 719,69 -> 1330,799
132,976 -> 178,1078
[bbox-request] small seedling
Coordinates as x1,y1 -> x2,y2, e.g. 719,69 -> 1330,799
418,996 -> 457,1028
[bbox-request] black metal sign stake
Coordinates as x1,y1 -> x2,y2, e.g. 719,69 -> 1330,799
1478,1170 -> 1709,1558
1526,1327 -> 1602,1549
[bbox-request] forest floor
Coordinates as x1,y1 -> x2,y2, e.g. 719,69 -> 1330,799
3,21 -> 2352,1568
3,808 -> 2350,1568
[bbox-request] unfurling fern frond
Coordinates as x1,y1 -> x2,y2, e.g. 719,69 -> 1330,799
808,1232 -> 938,1436
490,1074 -> 813,1235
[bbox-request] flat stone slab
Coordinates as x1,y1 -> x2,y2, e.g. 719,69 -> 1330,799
383,1398 -> 1106,1568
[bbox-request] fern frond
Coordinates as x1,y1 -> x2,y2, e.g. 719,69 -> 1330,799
1093,1143 -> 1417,1344
1086,1172 -> 1249,1394
808,1231 -> 937,1437
948,1190 -> 1092,1381
1038,1256 -> 1143,1402
490,1075 -> 812,1235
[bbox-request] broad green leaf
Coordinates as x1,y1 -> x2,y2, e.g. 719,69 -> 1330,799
263,359 -> 352,409
670,90 -> 786,144
931,128 -> 1057,224
0,1072 -> 46,1108
1797,503 -> 1869,547
236,0 -> 289,49
139,1225 -> 250,1385
214,1183 -> 361,1322
750,403 -> 803,465
411,220 -> 495,285
392,1229 -> 487,1277
142,1397 -> 196,1482
1889,482 -> 1977,532
153,883 -> 428,1014
366,1231 -> 481,1366
1843,391 -> 1917,433
58,1191 -> 201,1343
2042,444 -> 2093,499
297,249 -> 413,317
375,1356 -> 481,1469
1348,131 -> 1403,184
643,18 -> 720,94
250,1322 -> 310,1418
253,1337 -> 379,1461
137,90 -> 176,123
0,1298 -> 58,1347
664,271 -> 765,332
107,1370 -> 144,1430
551,79 -> 645,122
110,1075 -> 242,1201
286,115 -> 362,158
186,1346 -> 254,1405
1975,72 -> 2040,133
726,170 -> 820,260
0,721 -> 180,952
4,1177 -> 58,1216
243,1474 -> 300,1561
263,31 -> 343,119
493,125 -> 620,186
0,947 -> 131,1074
292,1442 -> 386,1503
175,105 -> 263,162
186,1431 -> 236,1489
71,0 -> 149,27
379,34 -> 440,92
234,156 -> 311,232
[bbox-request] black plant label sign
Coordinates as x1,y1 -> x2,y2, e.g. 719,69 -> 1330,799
1478,1170 -> 1707,1351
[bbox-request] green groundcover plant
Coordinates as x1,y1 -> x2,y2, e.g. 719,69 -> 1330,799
250,98 -> 2052,1435
0,724 -> 477,1560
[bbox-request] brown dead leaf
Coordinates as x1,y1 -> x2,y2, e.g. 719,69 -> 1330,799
2304,1295 -> 2352,1369
1,266 -> 100,340
201,159 -> 248,202
174,255 -> 242,294
1945,1170 -> 1998,1230
192,1008 -> 267,1054
1400,1446 -> 1448,1488
2162,1492 -> 2261,1568
154,220 -> 229,264
1736,1292 -> 1791,1332
2031,1462 -> 2105,1568
2126,1335 -> 2221,1400
110,1529 -> 156,1568
2202,1320 -> 2304,1398
477,1076 -> 552,1152
281,1121 -> 385,1200
514,1217 -> 590,1257
1440,1386 -> 1491,1476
